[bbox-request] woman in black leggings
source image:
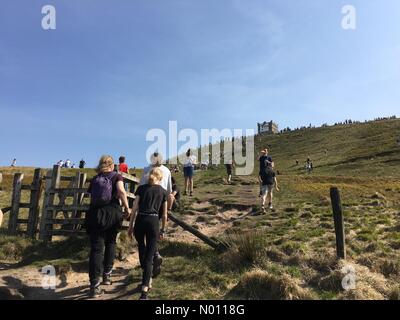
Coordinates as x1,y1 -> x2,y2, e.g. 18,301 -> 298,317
128,167 -> 168,300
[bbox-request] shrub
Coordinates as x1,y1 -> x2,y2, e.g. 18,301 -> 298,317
223,230 -> 268,266
227,269 -> 315,300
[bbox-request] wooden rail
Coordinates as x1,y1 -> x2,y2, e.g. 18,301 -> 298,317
38,165 -> 139,241
168,212 -> 228,251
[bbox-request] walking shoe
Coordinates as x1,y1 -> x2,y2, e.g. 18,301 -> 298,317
261,206 -> 267,214
102,272 -> 112,285
89,285 -> 104,298
152,254 -> 163,278
139,291 -> 149,300
269,203 -> 273,210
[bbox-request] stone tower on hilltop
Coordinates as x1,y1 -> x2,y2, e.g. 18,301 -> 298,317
257,121 -> 279,135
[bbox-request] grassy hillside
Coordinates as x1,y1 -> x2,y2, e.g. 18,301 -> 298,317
254,118 -> 400,177
0,119 -> 399,300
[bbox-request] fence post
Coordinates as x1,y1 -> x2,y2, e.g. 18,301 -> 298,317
39,165 -> 60,241
27,168 -> 43,238
8,173 -> 24,233
74,172 -> 87,230
330,187 -> 346,259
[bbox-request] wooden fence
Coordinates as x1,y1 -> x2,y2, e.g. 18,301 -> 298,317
7,169 -> 43,238
39,165 -> 140,241
1,167 -> 347,256
0,166 -> 139,241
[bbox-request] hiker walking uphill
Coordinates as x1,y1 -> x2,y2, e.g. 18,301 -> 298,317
258,148 -> 274,171
140,152 -> 173,276
305,157 -> 313,174
259,166 -> 279,213
118,156 -> 129,174
183,149 -> 196,196
258,149 -> 274,196
85,155 -> 131,298
140,152 -> 173,208
225,159 -> 234,184
128,167 -> 168,300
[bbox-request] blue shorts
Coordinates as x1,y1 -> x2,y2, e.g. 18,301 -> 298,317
183,166 -> 194,178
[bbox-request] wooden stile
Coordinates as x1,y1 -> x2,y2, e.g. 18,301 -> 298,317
8,173 -> 24,233
26,168 -> 43,238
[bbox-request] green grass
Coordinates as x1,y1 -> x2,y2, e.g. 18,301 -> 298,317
0,118 -> 399,300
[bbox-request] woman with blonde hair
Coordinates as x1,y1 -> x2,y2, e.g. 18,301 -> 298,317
128,167 -> 168,300
86,155 -> 131,298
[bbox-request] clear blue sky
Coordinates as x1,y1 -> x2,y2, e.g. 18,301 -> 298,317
1,0 -> 399,168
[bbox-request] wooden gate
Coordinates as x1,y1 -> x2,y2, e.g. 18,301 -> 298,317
39,165 -> 139,241
7,168 -> 43,238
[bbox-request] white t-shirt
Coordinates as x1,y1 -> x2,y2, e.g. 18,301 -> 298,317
140,164 -> 172,194
183,155 -> 196,167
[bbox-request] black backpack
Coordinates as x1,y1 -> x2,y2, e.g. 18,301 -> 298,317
261,167 -> 275,184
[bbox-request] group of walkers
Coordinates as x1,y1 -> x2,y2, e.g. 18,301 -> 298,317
56,159 -> 85,169
84,147 -> 282,299
85,151 -> 188,299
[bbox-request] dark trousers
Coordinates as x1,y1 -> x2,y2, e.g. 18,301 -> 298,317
89,228 -> 118,287
134,214 -> 159,287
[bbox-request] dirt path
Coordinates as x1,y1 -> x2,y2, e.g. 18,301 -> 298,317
0,201 -> 249,300
167,201 -> 252,244
0,253 -> 139,300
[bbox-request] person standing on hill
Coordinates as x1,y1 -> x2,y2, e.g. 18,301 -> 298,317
305,157 -> 313,173
183,149 -> 196,196
79,159 -> 86,169
259,166 -> 279,213
128,167 -> 168,300
11,159 -> 17,167
118,156 -> 129,174
85,155 -> 131,298
225,159 -> 234,184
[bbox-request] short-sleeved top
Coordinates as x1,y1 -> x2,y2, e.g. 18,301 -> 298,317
183,155 -> 196,167
88,172 -> 123,205
260,168 -> 276,186
135,184 -> 168,215
119,163 -> 128,173
259,155 -> 273,173
140,165 -> 172,194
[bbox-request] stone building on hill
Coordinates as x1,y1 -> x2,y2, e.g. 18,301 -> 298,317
257,121 -> 279,135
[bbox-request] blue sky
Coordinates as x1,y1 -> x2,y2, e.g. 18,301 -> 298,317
0,0 -> 399,168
